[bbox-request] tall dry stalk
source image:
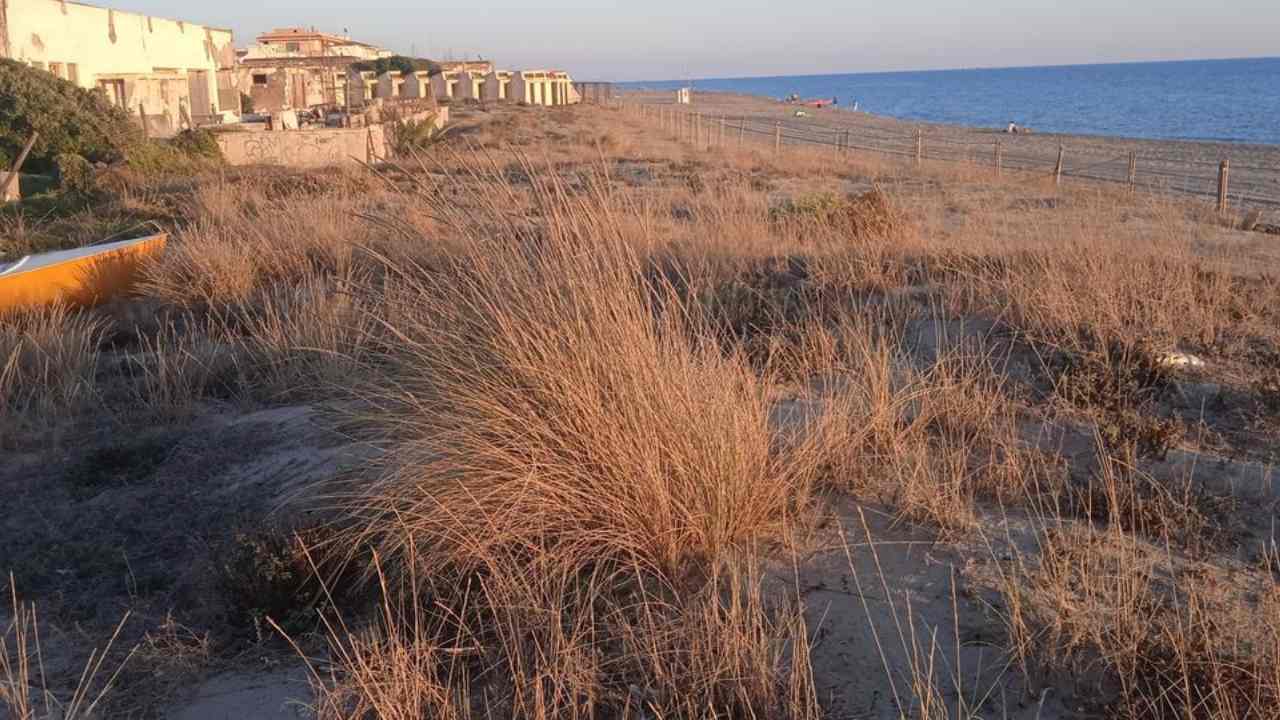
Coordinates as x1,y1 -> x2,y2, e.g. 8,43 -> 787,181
1,579 -> 136,720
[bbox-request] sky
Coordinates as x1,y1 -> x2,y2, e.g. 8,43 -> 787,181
105,0 -> 1278,81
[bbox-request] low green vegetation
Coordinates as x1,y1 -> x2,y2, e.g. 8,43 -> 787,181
350,54 -> 440,77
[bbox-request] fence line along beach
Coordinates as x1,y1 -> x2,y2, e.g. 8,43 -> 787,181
622,90 -> 1280,221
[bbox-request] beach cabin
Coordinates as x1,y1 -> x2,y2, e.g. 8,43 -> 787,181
402,70 -> 433,100
483,70 -> 514,102
453,70 -> 487,101
512,70 -> 578,106
430,70 -> 460,101
376,71 -> 406,99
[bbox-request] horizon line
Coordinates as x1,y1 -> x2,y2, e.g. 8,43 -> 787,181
618,53 -> 1280,85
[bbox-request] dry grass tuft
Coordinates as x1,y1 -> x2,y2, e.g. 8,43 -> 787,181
1,579 -> 136,720
1001,526 -> 1280,719
0,304 -> 104,443
301,552 -> 818,720
342,165 -> 821,581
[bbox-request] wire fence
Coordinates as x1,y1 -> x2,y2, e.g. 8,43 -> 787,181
618,102 -> 1280,218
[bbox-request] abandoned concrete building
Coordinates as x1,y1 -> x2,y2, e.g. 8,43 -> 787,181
427,60 -> 492,101
235,27 -> 391,112
512,70 -> 580,106
358,62 -> 577,107
0,0 -> 236,134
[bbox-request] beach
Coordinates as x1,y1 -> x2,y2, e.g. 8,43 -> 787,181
626,89 -> 1280,220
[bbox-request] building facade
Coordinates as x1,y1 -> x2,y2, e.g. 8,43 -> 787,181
236,27 -> 390,112
0,0 -> 235,133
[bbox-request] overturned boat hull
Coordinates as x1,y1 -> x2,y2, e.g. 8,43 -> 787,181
0,233 -> 167,314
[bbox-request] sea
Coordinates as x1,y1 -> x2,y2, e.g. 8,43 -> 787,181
622,57 -> 1280,145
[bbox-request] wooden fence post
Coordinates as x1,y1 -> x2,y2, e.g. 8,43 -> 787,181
1054,145 -> 1065,186
994,140 -> 1003,178
774,122 -> 782,153
1217,160 -> 1230,213
738,118 -> 745,147
1127,152 -> 1137,193
914,129 -> 923,166
1,132 -> 39,203
719,117 -> 726,148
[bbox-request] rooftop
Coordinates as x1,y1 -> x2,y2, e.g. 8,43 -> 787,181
256,27 -> 381,49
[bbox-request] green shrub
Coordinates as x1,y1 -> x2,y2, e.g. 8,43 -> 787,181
169,128 -> 222,160
0,58 -> 142,174
391,114 -> 448,155
54,153 -> 95,195
770,192 -> 847,223
350,54 -> 440,76
216,525 -> 366,639
217,528 -> 316,637
125,131 -> 222,176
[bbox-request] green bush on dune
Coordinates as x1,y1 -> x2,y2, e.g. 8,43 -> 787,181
0,60 -> 222,184
0,58 -> 142,174
126,129 -> 224,175
53,153 -> 95,195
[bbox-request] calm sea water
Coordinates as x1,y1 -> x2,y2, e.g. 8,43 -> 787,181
623,58 -> 1280,145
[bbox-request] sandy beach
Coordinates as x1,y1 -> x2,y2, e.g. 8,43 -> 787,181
625,89 -> 1280,219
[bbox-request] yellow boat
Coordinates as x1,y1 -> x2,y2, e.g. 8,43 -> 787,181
0,233 -> 167,314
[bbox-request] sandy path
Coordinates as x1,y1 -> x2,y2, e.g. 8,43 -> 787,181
623,90 -> 1280,219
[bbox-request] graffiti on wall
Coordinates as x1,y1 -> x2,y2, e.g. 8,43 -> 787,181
218,125 -> 385,168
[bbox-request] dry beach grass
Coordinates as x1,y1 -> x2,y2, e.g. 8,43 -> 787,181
2,102 -> 1280,718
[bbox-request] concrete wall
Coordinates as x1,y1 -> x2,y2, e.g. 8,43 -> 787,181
344,69 -> 376,107
216,67 -> 243,114
245,67 -> 291,112
2,0 -> 233,128
242,65 -> 342,111
215,107 -> 447,168
216,124 -> 386,167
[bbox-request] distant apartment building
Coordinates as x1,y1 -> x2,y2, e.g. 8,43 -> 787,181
236,26 -> 391,112
0,0 -> 235,134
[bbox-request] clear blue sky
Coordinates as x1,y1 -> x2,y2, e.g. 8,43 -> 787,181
108,0 -> 1278,81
